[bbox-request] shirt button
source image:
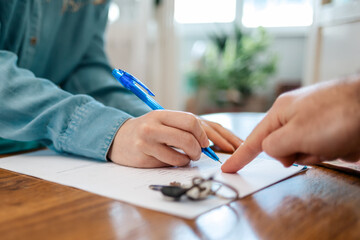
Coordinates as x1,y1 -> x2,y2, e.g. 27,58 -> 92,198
30,37 -> 37,46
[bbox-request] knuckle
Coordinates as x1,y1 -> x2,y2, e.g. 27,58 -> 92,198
183,134 -> 195,146
178,134 -> 193,156
215,122 -> 224,129
134,139 -> 146,150
212,122 -> 222,128
279,91 -> 292,99
173,156 -> 191,167
146,110 -> 159,119
185,113 -> 199,129
147,110 -> 157,116
207,121 -> 223,132
275,92 -> 293,107
186,137 -> 201,159
192,117 -> 201,129
139,123 -> 153,135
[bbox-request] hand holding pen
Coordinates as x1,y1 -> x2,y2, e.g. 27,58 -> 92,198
107,69 -> 243,168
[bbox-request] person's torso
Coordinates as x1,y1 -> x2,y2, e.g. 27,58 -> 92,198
0,0 -> 108,154
0,0 -> 108,84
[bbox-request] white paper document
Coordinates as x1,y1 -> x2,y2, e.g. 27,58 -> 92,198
0,150 -> 306,219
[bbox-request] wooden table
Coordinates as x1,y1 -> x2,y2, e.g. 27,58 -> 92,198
0,113 -> 359,240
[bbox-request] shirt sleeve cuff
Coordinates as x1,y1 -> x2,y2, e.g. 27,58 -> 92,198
55,100 -> 132,161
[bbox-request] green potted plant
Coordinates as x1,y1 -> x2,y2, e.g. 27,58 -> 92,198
188,26 -> 277,113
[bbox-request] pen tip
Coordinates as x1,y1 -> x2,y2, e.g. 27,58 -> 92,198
202,148 -> 220,162
211,152 -> 220,161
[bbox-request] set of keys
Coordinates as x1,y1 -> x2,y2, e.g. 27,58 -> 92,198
149,176 -> 239,201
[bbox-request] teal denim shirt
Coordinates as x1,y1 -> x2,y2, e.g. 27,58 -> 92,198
0,0 -> 151,159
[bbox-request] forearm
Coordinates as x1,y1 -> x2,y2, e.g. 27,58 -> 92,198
0,51 -> 132,160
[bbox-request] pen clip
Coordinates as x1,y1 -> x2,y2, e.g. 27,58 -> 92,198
113,69 -> 155,96
131,75 -> 155,97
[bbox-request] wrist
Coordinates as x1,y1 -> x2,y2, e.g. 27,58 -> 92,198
106,117 -> 133,162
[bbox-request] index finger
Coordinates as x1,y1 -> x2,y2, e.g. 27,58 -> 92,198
221,110 -> 282,173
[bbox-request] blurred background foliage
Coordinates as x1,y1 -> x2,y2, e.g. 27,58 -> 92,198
188,26 -> 277,108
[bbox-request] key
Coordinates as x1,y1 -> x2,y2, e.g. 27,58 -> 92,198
149,185 -> 189,200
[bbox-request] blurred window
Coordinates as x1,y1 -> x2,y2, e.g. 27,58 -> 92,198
242,0 -> 313,27
174,0 -> 236,24
108,2 -> 120,23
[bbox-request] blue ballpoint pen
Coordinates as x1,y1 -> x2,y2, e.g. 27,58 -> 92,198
112,68 -> 221,163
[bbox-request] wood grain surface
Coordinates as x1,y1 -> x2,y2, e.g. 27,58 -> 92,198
0,113 -> 359,240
